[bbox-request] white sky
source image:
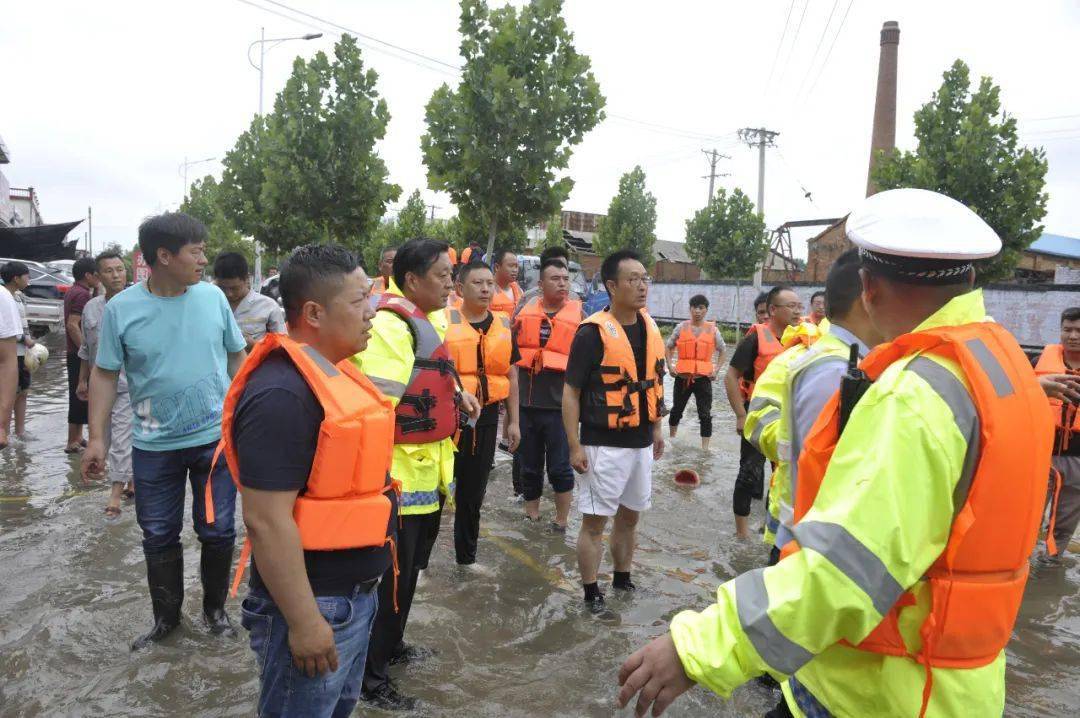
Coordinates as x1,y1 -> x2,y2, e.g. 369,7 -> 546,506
4,0 -> 1079,260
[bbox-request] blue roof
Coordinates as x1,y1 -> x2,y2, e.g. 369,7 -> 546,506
1029,233 -> 1080,260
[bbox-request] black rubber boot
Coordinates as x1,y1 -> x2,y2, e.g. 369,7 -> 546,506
200,542 -> 237,637
131,545 -> 183,651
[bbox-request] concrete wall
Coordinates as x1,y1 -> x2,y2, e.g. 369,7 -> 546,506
647,280 -> 1080,347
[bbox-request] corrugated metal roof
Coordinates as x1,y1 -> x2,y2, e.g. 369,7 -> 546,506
1028,233 -> 1080,260
654,239 -> 691,263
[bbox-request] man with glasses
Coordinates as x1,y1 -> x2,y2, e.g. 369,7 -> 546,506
723,285 -> 801,539
564,249 -> 666,610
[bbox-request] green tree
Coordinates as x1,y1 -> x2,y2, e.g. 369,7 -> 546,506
181,175 -> 255,265
871,59 -> 1048,284
592,166 -> 657,264
684,188 -> 769,280
422,0 -> 605,255
396,190 -> 428,242
221,35 -> 400,255
536,212 -> 566,253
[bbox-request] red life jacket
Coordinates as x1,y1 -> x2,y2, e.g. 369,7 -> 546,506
376,293 -> 462,444
789,321 -> 1051,716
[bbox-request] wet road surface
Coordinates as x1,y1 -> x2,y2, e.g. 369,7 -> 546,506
1,332 -> 1078,716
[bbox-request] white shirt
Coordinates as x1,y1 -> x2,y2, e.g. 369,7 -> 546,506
231,290 -> 286,343
0,287 -> 22,343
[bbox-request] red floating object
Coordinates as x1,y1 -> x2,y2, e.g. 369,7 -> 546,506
674,469 -> 700,487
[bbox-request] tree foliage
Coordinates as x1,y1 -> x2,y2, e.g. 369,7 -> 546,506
592,166 -> 657,264
220,35 -> 400,255
871,59 -> 1048,284
422,0 -> 605,255
536,211 -> 566,254
181,175 -> 255,265
684,188 -> 769,280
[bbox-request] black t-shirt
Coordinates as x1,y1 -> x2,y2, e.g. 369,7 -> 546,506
469,313 -> 521,426
233,350 -> 394,595
565,317 -> 657,449
729,329 -> 761,384
519,308 -> 581,412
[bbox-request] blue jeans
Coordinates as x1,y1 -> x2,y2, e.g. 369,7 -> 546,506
132,441 -> 237,557
241,584 -> 379,718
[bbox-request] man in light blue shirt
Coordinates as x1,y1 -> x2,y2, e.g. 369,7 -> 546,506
82,212 -> 247,651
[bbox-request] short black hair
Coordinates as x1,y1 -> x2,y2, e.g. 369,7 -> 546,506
766,285 -> 794,309
392,238 -> 449,290
1062,307 -> 1080,324
492,248 -> 516,266
95,250 -> 124,270
1,261 -> 29,284
753,291 -> 768,309
824,249 -> 863,320
213,252 -> 249,281
279,244 -> 360,325
138,212 -> 208,267
689,294 -> 709,309
457,260 -> 492,284
72,257 -> 98,282
380,246 -> 397,259
539,245 -> 570,266
810,290 -> 826,304
600,249 -> 642,295
539,258 -> 569,279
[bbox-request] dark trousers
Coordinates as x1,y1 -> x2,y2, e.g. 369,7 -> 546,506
733,434 -> 765,517
519,408 -> 575,501
668,375 -> 713,437
363,508 -> 442,692
511,451 -> 526,497
66,351 -> 88,425
454,423 -> 498,564
131,441 -> 237,557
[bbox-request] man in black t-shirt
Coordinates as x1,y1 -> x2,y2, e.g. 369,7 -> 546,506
232,245 -> 396,718
448,262 -> 521,565
564,250 -> 666,610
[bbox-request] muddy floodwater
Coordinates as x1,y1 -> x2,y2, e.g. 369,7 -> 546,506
1,332 -> 1078,717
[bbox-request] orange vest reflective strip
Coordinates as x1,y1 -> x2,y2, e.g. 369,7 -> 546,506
740,323 -> 784,399
204,333 -> 399,597
674,321 -> 717,377
514,299 -> 582,374
789,322 -> 1052,694
445,309 -> 512,405
579,310 -> 666,429
489,281 -> 522,315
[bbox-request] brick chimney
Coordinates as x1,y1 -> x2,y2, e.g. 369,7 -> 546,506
866,21 -> 900,196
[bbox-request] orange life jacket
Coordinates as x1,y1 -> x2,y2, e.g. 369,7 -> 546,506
1033,344 -> 1080,451
579,309 -> 666,429
204,333 -> 399,597
377,294 -> 462,443
371,276 -> 387,296
445,308 -> 512,405
489,281 -> 523,315
789,322 -> 1051,713
739,323 -> 784,399
674,321 -> 717,377
514,298 -> 582,374
447,246 -> 458,265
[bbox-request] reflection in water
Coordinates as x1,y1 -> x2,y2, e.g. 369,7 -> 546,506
1,336 -> 1077,716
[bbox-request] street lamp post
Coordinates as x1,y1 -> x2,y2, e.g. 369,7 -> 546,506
247,27 -> 322,286
179,156 -> 217,204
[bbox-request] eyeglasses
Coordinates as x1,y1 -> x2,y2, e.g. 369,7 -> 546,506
624,275 -> 652,287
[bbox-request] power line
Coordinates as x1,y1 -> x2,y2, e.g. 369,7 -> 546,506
1023,113 -> 1080,123
607,114 -> 736,142
777,0 -> 810,85
793,0 -> 840,103
806,0 -> 855,97
764,1 -> 797,95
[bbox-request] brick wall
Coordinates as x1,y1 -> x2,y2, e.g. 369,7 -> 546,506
805,221 -> 852,282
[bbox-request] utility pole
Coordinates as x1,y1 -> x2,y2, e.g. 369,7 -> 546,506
88,206 -> 92,255
738,127 -> 779,290
701,148 -> 731,204
426,203 -> 440,222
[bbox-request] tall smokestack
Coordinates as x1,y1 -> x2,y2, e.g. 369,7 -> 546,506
866,21 -> 900,196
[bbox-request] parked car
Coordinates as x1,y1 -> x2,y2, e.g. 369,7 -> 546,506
0,257 -> 73,335
582,272 -> 609,315
45,259 -> 76,276
516,254 -> 589,297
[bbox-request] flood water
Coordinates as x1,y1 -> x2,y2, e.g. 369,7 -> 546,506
1,331 -> 1078,717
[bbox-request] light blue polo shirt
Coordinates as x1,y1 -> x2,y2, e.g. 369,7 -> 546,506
96,281 -> 246,452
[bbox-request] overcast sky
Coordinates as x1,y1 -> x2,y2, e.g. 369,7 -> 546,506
4,0 -> 1079,259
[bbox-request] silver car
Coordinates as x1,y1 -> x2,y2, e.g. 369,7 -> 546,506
0,257 -> 73,334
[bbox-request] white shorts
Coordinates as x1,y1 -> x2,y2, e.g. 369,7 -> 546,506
576,445 -> 653,517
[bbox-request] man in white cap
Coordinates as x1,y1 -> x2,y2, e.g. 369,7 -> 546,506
616,188 -> 1052,718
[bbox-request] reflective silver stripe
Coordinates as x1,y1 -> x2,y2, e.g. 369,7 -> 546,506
790,520 -> 904,616
964,337 -> 1014,398
498,315 -> 511,329
369,375 -> 407,399
748,396 -> 781,413
749,409 -> 779,448
735,569 -> 814,675
409,315 -> 444,359
449,309 -> 462,323
906,356 -> 981,512
301,345 -> 340,377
